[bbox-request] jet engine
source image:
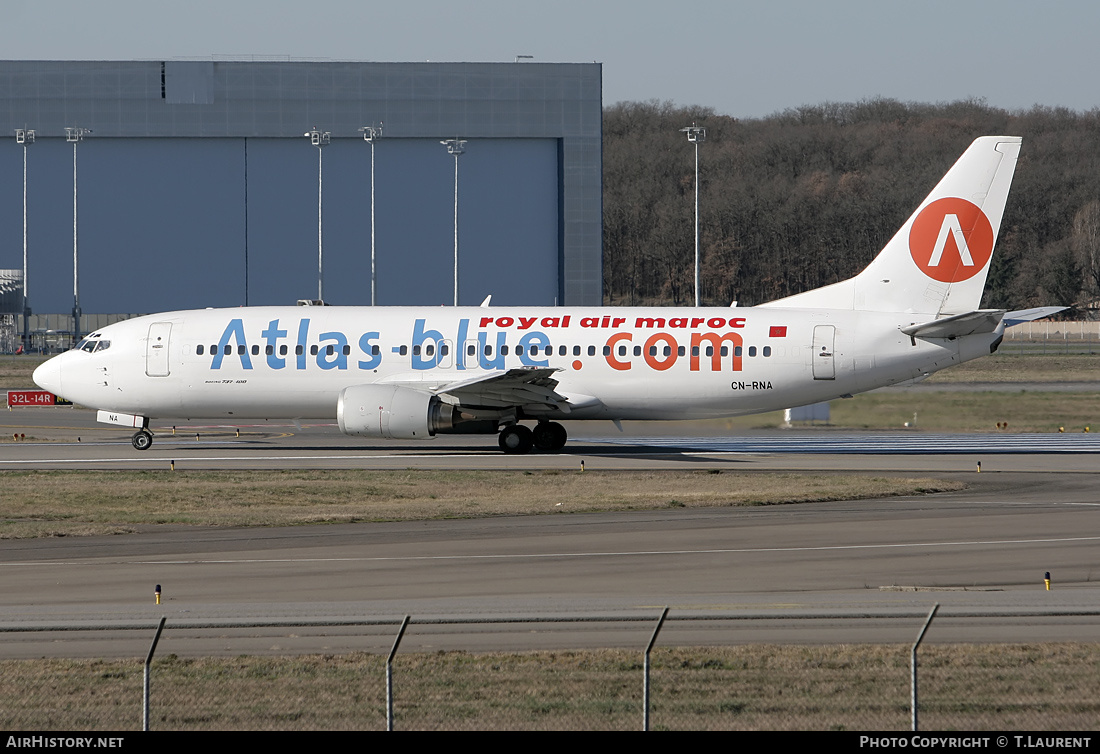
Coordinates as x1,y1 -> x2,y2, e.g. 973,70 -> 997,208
336,384 -> 498,439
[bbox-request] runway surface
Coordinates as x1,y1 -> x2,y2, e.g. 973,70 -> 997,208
591,433 -> 1100,454
1,406 -> 1098,657
4,406 -> 1100,472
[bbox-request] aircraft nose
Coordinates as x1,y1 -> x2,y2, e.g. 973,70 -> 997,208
32,355 -> 63,397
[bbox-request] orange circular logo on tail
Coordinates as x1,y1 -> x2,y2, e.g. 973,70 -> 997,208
909,198 -> 994,283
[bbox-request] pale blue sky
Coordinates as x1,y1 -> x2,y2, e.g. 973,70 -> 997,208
3,0 -> 1098,118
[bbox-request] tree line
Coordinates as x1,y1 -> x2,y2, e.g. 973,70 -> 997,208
602,98 -> 1100,315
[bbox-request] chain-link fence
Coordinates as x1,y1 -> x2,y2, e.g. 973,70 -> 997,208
2,614 -> 1098,731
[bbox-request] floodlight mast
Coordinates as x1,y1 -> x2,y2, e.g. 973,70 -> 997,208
66,127 -> 91,344
360,123 -> 383,305
440,138 -> 467,306
15,129 -> 34,350
680,123 -> 706,307
305,128 -> 331,301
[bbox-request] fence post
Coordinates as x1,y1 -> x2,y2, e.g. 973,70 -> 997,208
643,607 -> 669,731
911,604 -> 939,732
143,617 -> 166,731
387,615 -> 410,731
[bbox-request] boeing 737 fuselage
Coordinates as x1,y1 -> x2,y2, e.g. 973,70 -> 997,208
32,137 -> 1047,453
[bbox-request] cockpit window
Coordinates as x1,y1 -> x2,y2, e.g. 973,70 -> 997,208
74,337 -> 111,353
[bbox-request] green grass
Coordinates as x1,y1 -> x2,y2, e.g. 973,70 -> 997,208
830,391 -> 1100,432
923,353 -> 1100,383
670,388 -> 1100,433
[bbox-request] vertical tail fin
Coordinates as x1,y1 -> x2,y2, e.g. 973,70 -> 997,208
761,136 -> 1022,315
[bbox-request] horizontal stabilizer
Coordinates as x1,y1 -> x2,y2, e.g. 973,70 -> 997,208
900,310 -> 1006,339
1003,307 -> 1067,327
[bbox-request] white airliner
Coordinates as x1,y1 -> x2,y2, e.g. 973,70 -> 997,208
33,136 -> 1054,453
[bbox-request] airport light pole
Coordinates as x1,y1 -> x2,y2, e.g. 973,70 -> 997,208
440,138 -> 466,306
305,128 -> 331,302
16,129 -> 34,351
360,123 -> 383,305
66,127 -> 91,344
680,123 -> 706,307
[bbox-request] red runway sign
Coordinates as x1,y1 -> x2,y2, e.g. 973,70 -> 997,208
6,390 -> 69,406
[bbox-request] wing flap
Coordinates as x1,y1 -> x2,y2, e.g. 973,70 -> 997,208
387,367 -> 572,413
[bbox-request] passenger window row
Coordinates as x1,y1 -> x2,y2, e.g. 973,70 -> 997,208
195,343 -> 774,359
196,344 -> 371,357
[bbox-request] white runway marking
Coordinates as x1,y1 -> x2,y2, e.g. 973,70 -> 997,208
7,535 -> 1099,568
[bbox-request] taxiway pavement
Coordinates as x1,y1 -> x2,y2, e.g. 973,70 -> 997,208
1,407 -> 1097,657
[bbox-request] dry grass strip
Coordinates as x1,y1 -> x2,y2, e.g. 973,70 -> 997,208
0,469 -> 961,539
2,643 -> 1097,731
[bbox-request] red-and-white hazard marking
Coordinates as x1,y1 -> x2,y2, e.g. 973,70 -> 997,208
909,197 -> 994,283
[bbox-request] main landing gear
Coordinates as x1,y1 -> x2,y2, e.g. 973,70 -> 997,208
533,421 -> 567,452
498,421 -> 567,454
132,429 -> 153,451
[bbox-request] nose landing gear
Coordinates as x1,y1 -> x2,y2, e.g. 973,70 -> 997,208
132,429 -> 153,451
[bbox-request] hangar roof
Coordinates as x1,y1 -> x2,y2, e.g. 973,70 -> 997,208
0,60 -> 602,139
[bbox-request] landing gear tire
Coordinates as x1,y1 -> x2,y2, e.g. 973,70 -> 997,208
533,421 -> 568,452
132,430 -> 153,451
498,424 -> 534,454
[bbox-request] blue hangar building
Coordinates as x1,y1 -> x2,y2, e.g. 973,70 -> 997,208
0,60 -> 603,320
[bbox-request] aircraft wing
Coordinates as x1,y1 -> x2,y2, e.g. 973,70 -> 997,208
390,367 -> 574,414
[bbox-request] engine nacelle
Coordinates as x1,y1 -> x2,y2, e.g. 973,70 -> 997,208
337,384 -> 441,440
338,384 -> 505,439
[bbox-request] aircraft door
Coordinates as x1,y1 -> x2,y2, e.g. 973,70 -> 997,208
812,325 -> 835,380
146,322 -> 172,377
